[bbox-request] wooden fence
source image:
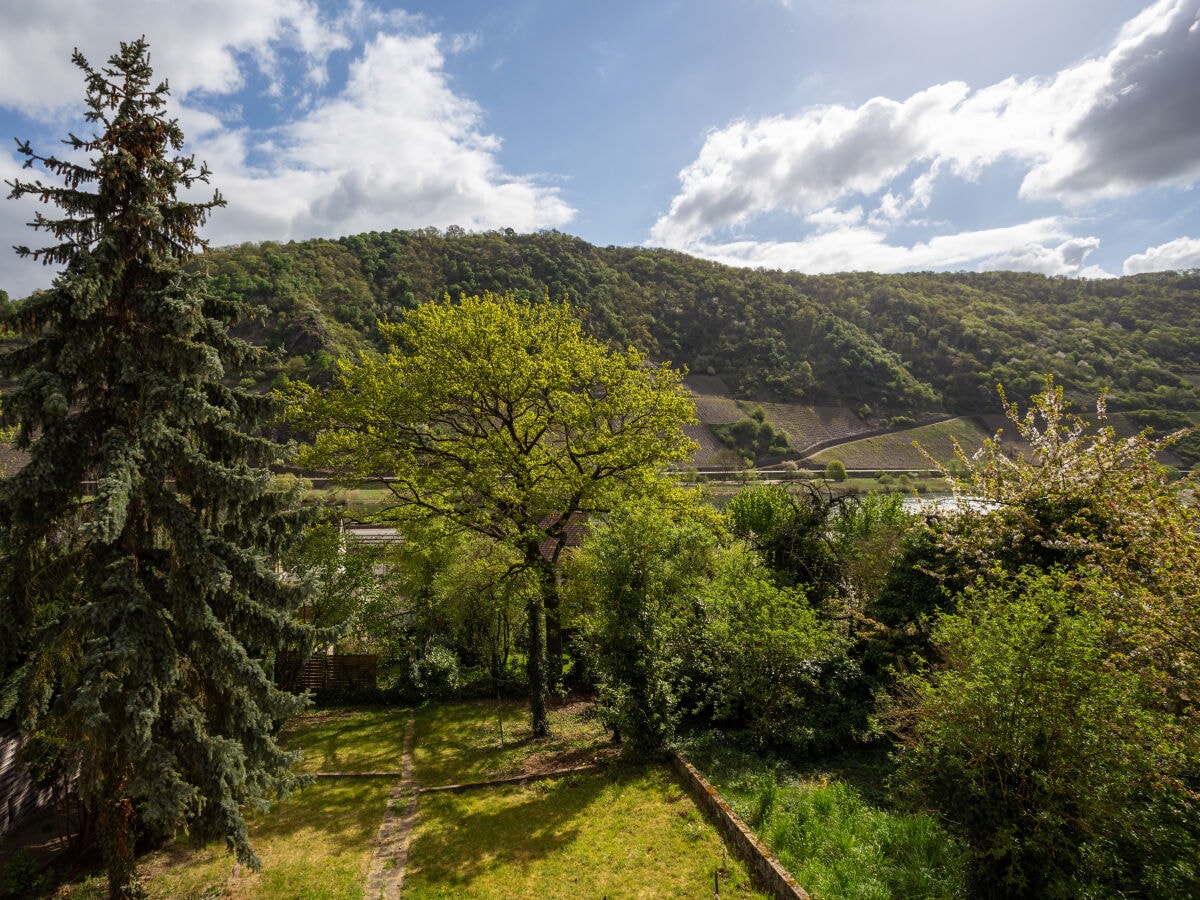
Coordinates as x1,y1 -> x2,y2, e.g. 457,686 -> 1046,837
280,653 -> 378,694
0,720 -> 57,839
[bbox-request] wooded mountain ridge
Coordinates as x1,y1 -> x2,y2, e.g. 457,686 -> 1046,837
199,229 -> 1197,412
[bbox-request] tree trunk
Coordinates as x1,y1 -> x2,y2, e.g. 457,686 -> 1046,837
545,576 -> 564,689
526,594 -> 549,737
97,794 -> 142,899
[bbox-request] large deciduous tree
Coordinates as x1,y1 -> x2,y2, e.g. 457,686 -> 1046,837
288,292 -> 697,734
0,41 -> 314,899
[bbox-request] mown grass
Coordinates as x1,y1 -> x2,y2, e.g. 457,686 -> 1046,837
404,768 -> 767,899
37,703 -> 780,899
280,705 -> 410,774
412,698 -> 611,786
43,707 -> 411,898
684,738 -> 967,900
49,778 -> 391,899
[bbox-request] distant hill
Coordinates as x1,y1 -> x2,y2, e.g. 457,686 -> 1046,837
6,228 -> 1198,468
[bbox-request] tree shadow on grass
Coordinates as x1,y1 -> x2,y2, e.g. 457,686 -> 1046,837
404,771 -> 611,895
280,708 -> 410,774
414,699 -> 609,787
135,778 -> 390,897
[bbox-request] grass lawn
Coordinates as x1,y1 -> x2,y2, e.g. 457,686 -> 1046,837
39,707 -> 410,898
47,778 -> 392,899
403,767 -> 767,899
280,706 -> 410,774
403,699 -> 768,898
30,701 -> 772,898
412,698 -> 611,786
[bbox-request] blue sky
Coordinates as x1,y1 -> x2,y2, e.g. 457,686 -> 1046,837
1,0 -> 1199,298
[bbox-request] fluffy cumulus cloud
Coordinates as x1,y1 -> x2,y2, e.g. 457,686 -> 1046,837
1124,236 -> 1200,273
0,1 -> 573,296
0,0 -> 348,115
205,31 -> 573,244
651,0 -> 1200,275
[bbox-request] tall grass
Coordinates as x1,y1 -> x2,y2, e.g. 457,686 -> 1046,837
758,779 -> 965,900
686,739 -> 966,900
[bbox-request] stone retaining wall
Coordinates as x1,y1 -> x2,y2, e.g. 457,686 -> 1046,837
671,753 -> 810,900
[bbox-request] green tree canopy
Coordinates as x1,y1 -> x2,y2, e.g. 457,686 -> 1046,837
891,380 -> 1200,896
0,40 -> 314,898
288,292 -> 697,734
565,492 -> 725,756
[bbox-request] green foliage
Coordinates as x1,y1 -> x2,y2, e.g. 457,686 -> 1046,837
282,512 -> 389,645
567,494 -> 724,757
865,524 -> 963,670
0,849 -> 49,899
691,547 -> 856,754
891,380 -> 1200,897
410,640 -> 465,700
893,569 -> 1198,898
676,547 -> 864,758
824,459 -> 848,481
728,483 -> 841,598
827,491 -> 917,612
428,534 -> 530,684
0,41 -> 315,897
287,292 -> 698,735
191,227 -> 1200,420
712,413 -> 790,461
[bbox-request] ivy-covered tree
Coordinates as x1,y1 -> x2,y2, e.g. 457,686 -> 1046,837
0,41 -> 314,899
288,292 -> 697,735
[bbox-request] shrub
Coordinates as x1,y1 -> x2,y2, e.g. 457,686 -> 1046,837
892,569 -> 1199,898
411,641 -> 465,699
692,553 -> 862,754
0,850 -> 48,899
824,460 -> 847,482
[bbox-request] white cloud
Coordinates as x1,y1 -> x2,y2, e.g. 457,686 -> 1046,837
0,1 -> 348,116
203,31 -> 574,245
1123,236 -> 1200,273
0,2 -> 574,292
669,217 -> 1105,277
1021,0 -> 1200,200
0,149 -> 55,299
650,0 -> 1200,274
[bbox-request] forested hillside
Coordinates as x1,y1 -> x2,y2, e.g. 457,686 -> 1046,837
9,226 -> 1196,450
196,229 -> 1200,424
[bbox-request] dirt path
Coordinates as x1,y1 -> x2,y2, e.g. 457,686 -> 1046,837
365,708 -> 418,900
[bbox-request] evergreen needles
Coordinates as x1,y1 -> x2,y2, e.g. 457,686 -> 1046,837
0,39 -> 316,899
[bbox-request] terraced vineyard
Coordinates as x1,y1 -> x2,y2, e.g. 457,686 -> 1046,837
809,417 -> 992,471
757,403 -> 877,454
683,423 -> 733,467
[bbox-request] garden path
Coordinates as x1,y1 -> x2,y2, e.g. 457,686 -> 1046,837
365,708 -> 418,900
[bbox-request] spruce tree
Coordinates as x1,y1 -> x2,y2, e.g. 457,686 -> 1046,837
0,40 -> 314,899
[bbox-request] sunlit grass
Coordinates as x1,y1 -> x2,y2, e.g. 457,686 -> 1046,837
43,705 -> 789,899
280,706 -> 410,774
53,779 -> 391,899
412,698 -> 611,787
809,417 -> 988,471
403,767 -> 768,899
